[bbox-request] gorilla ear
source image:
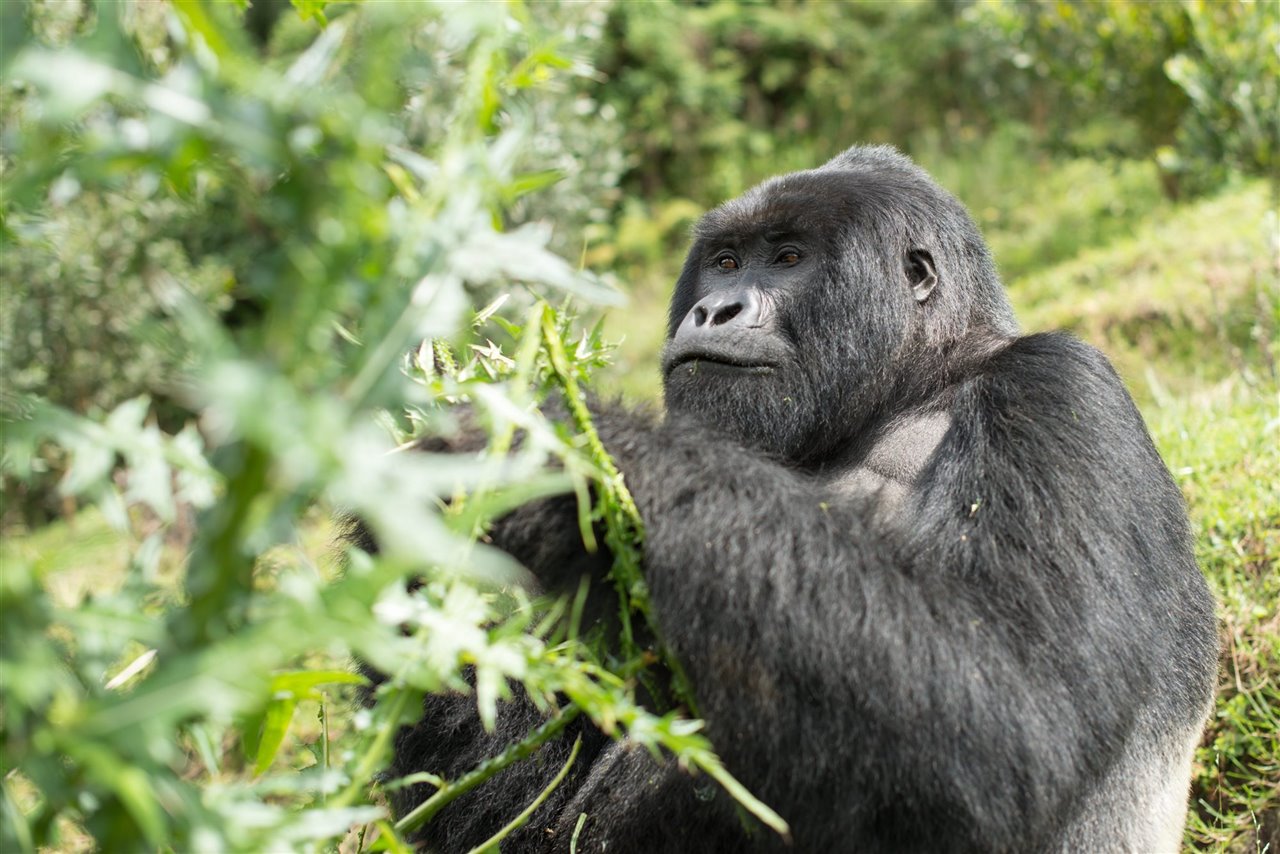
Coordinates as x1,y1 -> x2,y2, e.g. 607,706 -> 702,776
906,250 -> 938,304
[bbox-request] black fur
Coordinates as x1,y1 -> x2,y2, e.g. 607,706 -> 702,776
368,146 -> 1218,852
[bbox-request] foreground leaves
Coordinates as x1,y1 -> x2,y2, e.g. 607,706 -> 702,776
0,2 -> 779,851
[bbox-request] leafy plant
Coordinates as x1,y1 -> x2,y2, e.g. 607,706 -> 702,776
0,2 -> 780,850
1162,0 -> 1280,198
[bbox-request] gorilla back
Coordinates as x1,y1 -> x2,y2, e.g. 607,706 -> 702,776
375,146 -> 1218,853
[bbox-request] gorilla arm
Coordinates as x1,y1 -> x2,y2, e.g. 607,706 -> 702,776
591,333 -> 1213,847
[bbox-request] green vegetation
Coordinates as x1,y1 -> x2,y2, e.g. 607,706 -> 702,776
1,1 -> 1276,851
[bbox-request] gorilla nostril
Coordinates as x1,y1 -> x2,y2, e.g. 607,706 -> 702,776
678,289 -> 763,340
711,303 -> 743,326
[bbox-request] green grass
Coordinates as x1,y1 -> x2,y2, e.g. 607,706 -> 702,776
1010,181 -> 1276,403
1150,387 -> 1279,851
917,137 -> 1170,282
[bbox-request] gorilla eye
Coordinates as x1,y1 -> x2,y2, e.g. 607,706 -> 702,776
717,255 -> 739,271
776,250 -> 800,265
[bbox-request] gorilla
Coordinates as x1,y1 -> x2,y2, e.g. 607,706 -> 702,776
361,146 -> 1218,853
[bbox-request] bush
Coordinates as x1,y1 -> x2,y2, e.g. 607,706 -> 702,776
0,3 -> 779,850
1162,0 -> 1280,197
588,0 -> 1271,208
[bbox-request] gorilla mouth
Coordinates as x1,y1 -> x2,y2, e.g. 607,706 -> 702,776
661,340 -> 784,377
664,353 -> 776,376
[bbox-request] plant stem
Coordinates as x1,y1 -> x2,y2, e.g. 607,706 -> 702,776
539,308 -> 641,653
539,305 -> 699,715
569,811 -> 588,854
395,705 -> 581,834
332,686 -> 412,809
464,735 -> 582,854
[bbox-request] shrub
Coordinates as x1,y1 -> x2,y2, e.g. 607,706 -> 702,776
0,3 -> 779,850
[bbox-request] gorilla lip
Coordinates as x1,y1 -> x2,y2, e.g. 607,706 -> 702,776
661,340 -> 784,376
663,353 -> 776,376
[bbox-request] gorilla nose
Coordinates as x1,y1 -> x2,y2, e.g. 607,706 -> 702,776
678,288 -> 765,339
665,286 -> 783,374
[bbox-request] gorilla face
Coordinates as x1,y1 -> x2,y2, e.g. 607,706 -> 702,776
663,170 -> 931,463
662,225 -> 823,461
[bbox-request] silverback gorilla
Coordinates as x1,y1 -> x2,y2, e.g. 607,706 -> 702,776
364,146 -> 1219,852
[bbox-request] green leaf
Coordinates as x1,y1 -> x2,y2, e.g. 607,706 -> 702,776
171,0 -> 236,65
60,437 -> 115,497
269,669 -> 368,696
11,49 -> 124,119
283,15 -> 349,90
291,0 -> 331,27
69,741 -> 167,845
254,697 -> 298,776
369,820 -> 415,853
251,670 -> 367,775
504,169 -> 566,202
445,472 -> 575,536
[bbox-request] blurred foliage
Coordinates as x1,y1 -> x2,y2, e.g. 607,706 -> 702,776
976,0 -> 1193,158
592,0 -> 1276,208
595,0 -> 1015,204
1,0 -> 1277,851
1162,0 -> 1280,198
0,0 -> 626,527
0,1 -> 779,851
0,191 -> 232,425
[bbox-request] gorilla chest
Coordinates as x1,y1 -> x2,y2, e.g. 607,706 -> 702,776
821,410 -> 952,512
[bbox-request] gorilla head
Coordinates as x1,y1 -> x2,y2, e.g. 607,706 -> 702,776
662,145 -> 1018,461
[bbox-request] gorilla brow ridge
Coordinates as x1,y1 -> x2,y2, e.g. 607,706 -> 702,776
694,192 -> 835,247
